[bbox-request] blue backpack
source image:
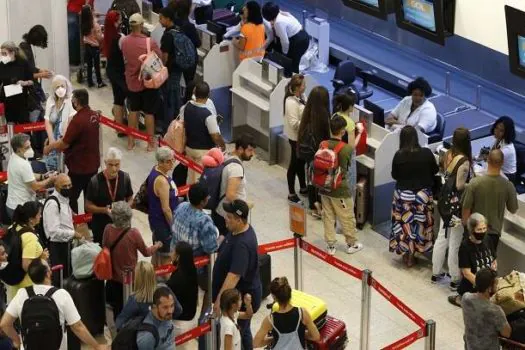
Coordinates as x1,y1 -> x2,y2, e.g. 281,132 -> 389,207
169,28 -> 197,71
199,158 -> 243,211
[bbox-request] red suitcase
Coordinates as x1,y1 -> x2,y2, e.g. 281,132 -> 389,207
307,316 -> 348,350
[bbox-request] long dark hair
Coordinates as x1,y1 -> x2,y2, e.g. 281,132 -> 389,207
298,86 -> 330,144
283,74 -> 304,109
333,90 -> 356,114
81,5 -> 95,37
174,241 -> 196,276
451,127 -> 472,164
245,1 -> 263,25
13,201 -> 42,227
491,116 -> 516,144
22,25 -> 48,48
399,125 -> 420,152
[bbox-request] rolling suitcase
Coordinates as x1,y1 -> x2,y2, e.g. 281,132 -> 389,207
307,316 -> 348,350
63,276 -> 105,336
272,289 -> 328,329
258,253 -> 272,299
355,177 -> 368,230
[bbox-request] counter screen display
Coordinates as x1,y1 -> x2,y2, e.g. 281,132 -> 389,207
358,0 -> 379,7
402,0 -> 436,32
519,35 -> 525,68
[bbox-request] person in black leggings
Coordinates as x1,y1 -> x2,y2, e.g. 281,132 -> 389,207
283,74 -> 307,203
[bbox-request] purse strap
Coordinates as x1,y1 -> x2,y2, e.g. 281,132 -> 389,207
109,228 -> 131,252
146,37 -> 151,54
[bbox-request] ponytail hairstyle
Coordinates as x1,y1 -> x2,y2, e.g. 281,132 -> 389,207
220,288 -> 241,315
12,201 -> 42,228
333,90 -> 356,114
283,74 -> 305,109
270,276 -> 292,306
81,5 -> 95,37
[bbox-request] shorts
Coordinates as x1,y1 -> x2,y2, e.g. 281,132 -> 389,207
128,88 -> 160,115
109,78 -> 128,106
151,224 -> 172,255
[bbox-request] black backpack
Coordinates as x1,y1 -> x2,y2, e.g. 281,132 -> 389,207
20,286 -> 63,350
198,158 -> 243,211
297,131 -> 319,162
112,315 -> 159,350
437,155 -> 468,227
38,196 -> 60,249
0,225 -> 33,286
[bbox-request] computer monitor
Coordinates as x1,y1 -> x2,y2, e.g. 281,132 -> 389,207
363,100 -> 385,128
206,21 -> 227,43
265,51 -> 293,78
342,0 -> 395,20
505,6 -> 525,79
519,35 -> 525,68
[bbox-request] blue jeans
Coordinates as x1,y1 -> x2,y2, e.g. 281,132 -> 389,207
67,12 -> 81,65
164,72 -> 183,130
237,285 -> 262,350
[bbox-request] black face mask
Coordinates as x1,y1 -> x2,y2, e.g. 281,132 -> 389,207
473,232 -> 485,241
59,188 -> 71,198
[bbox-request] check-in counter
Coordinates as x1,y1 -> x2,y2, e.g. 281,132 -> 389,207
500,202 -> 525,276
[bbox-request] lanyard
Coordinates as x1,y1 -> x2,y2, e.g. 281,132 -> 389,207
105,172 -> 119,203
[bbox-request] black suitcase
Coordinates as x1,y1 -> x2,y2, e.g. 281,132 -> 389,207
258,253 -> 271,299
63,276 -> 105,336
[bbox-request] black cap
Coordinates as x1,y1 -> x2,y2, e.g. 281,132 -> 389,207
222,199 -> 249,220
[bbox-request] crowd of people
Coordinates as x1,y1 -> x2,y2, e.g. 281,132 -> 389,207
0,0 -> 522,349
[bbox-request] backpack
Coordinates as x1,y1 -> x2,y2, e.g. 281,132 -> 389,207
199,158 -> 243,211
0,225 -> 33,286
112,315 -> 159,350
93,228 -> 130,280
20,286 -> 62,350
38,196 -> 60,250
297,131 -> 318,162
139,38 -> 169,89
437,155 -> 468,227
132,178 -> 149,214
311,141 -> 346,192
169,28 -> 197,71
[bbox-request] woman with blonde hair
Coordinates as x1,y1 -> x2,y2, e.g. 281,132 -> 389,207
115,260 -> 157,330
44,75 -> 76,171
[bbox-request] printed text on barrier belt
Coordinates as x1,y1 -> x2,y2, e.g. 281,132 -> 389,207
13,122 -> 46,133
155,255 -> 211,276
381,328 -> 426,350
98,115 -> 204,174
300,240 -> 363,280
175,322 -> 211,345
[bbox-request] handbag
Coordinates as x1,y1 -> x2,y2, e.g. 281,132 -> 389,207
131,178 -> 149,214
139,38 -> 168,89
163,110 -> 186,153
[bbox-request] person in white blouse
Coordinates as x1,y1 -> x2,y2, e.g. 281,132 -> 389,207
44,75 -> 76,171
385,77 -> 437,134
490,116 -> 517,183
283,74 -> 307,203
262,2 -> 309,74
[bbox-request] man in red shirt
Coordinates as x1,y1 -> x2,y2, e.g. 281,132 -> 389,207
120,13 -> 162,151
44,89 -> 100,213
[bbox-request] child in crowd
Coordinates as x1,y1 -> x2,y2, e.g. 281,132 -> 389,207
81,4 -> 106,88
219,288 -> 253,350
320,115 -> 363,256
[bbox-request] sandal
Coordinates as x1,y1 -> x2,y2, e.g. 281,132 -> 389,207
447,295 -> 462,308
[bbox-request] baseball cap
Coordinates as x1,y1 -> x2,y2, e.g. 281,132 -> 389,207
129,13 -> 145,26
222,199 -> 249,220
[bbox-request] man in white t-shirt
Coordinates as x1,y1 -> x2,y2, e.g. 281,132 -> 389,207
6,134 -> 56,219
0,259 -> 106,350
212,134 -> 256,236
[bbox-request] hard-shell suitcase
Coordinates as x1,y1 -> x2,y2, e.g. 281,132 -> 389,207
355,177 -> 368,229
258,253 -> 272,299
307,315 -> 348,350
272,289 -> 328,329
63,276 -> 105,336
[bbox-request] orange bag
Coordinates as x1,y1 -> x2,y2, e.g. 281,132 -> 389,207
93,228 -> 130,280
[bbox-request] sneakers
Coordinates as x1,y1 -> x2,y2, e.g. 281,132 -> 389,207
288,194 -> 302,204
431,273 -> 446,283
326,245 -> 336,256
450,281 -> 459,291
97,82 -> 107,88
346,243 -> 363,254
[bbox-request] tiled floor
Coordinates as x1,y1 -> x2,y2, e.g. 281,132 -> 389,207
79,83 -> 465,349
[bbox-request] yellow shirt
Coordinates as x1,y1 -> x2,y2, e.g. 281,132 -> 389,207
9,231 -> 43,299
335,110 -> 356,136
240,23 -> 266,61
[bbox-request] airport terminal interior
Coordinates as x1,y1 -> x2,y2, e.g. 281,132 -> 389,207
1,0 -> 525,349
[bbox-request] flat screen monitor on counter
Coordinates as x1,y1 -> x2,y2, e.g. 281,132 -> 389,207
341,0 -> 395,20
506,6 -> 525,79
394,0 -> 456,46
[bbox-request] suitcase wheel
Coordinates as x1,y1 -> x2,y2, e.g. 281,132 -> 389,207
357,223 -> 364,230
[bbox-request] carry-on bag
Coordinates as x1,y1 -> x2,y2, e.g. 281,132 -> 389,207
307,315 -> 348,350
272,289 -> 328,329
258,253 -> 272,299
64,276 -> 106,336
355,177 -> 368,229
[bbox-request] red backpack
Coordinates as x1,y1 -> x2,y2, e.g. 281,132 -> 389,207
311,141 -> 346,191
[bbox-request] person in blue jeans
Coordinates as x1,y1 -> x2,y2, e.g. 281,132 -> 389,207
212,200 -> 262,350
147,147 -> 179,267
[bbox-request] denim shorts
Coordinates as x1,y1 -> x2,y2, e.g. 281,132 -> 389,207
151,224 -> 172,255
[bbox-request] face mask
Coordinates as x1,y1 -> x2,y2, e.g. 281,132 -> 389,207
0,56 -> 11,65
473,232 -> 485,241
59,188 -> 71,198
0,261 -> 8,270
24,147 -> 34,159
55,87 -> 66,98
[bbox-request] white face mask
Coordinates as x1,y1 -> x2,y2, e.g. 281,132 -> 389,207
55,87 -> 67,98
0,261 -> 8,270
24,147 -> 34,159
0,55 -> 12,65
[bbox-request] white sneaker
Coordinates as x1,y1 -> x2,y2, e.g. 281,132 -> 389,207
326,245 -> 336,256
346,243 -> 363,254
